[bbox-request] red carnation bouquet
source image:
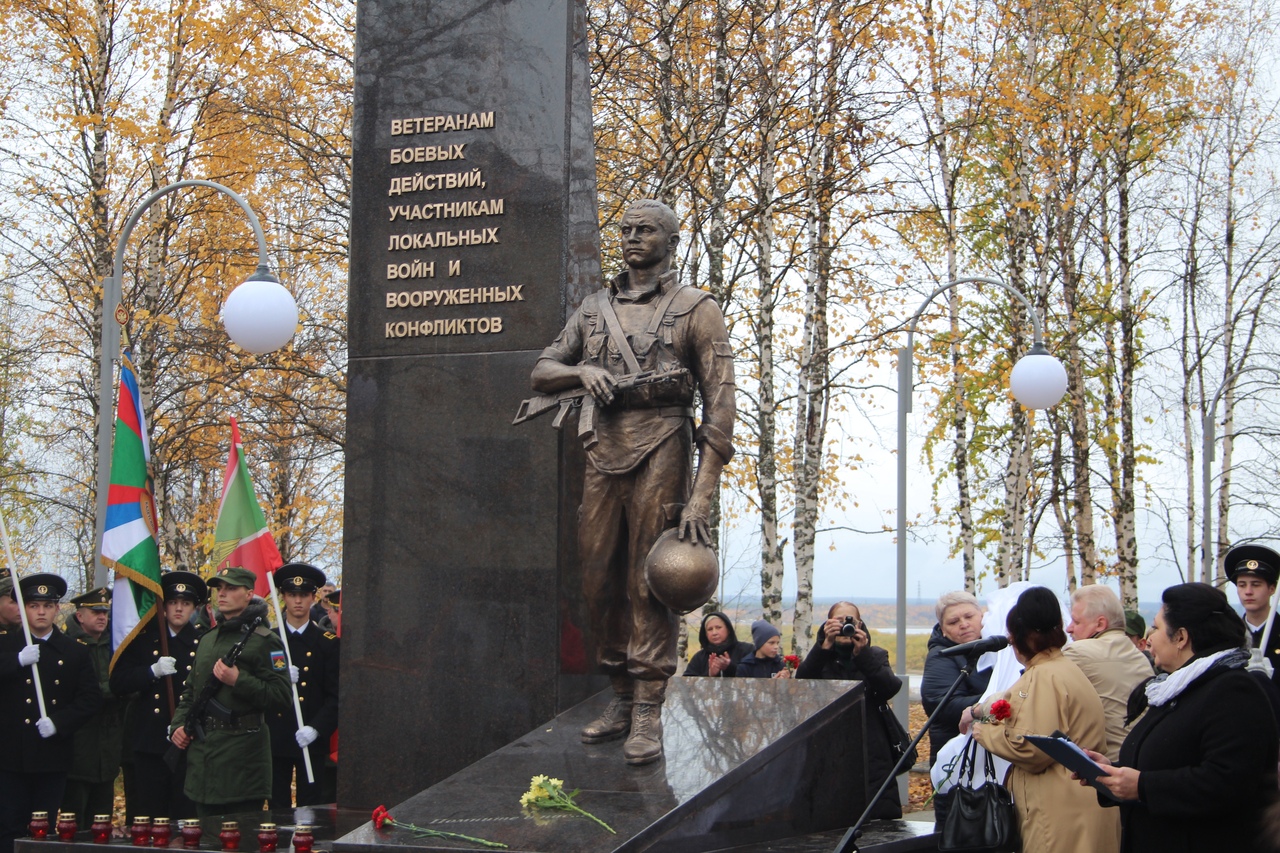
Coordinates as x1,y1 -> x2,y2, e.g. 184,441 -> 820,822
784,654 -> 800,672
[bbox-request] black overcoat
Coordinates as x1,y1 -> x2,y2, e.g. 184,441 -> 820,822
266,621 -> 340,761
1110,665 -> 1278,853
796,642 -> 903,819
110,621 -> 204,754
0,627 -> 103,772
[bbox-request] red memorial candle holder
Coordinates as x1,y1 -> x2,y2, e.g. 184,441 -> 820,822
29,812 -> 50,840
256,824 -> 277,853
290,826 -> 312,853
91,815 -> 112,844
179,821 -> 203,850
56,813 -> 78,842
132,818 -> 153,847
152,818 -> 172,847
219,822 -> 240,852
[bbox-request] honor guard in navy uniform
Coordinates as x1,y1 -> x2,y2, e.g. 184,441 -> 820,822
0,573 -> 103,853
267,562 -> 339,807
62,587 -> 124,827
110,571 -> 207,822
1226,543 -> 1280,683
0,569 -> 18,630
169,566 -> 290,817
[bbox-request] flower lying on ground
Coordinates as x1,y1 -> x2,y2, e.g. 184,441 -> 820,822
520,775 -> 615,834
371,805 -> 506,848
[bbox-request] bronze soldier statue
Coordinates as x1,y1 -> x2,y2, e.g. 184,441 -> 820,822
530,199 -> 735,764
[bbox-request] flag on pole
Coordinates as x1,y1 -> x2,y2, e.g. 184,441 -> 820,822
211,416 -> 282,596
103,348 -> 163,670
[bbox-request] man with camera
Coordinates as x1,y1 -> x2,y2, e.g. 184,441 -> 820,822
796,601 -> 903,818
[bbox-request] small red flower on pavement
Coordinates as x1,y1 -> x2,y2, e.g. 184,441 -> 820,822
990,700 -> 1012,721
371,806 -> 394,830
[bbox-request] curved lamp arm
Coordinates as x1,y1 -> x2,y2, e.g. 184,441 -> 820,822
93,180 -> 282,588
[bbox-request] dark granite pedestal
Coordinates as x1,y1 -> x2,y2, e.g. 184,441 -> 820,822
333,678 -> 935,853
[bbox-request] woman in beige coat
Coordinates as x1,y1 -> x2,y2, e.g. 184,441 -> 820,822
961,586 -> 1119,853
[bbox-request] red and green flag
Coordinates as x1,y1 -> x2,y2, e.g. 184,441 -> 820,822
211,416 -> 282,595
103,348 -> 163,670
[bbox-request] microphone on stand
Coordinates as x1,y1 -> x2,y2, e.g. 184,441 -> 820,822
937,634 -> 1010,658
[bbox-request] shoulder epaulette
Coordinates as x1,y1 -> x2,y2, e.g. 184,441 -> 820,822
324,632 -> 337,640
77,637 -> 89,645
254,625 -> 274,638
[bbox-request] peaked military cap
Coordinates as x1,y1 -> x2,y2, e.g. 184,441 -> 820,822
19,572 -> 67,602
325,588 -> 341,607
276,562 -> 326,594
70,586 -> 112,610
0,566 -> 11,597
207,565 -> 257,590
1225,544 -> 1280,586
161,570 -> 207,604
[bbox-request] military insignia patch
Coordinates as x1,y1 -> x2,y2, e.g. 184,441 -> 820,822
1247,560 -> 1260,569
271,650 -> 287,671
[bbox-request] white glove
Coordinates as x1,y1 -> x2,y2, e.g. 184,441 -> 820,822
289,664 -> 300,684
18,644 -> 39,666
151,657 -> 178,678
36,716 -> 56,738
295,725 -> 319,748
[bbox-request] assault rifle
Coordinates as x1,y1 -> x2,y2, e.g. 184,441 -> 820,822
512,367 -> 690,450
163,613 -> 266,772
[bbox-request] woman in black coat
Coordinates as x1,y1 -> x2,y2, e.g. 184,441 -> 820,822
683,612 -> 754,677
919,591 -> 992,766
796,601 -> 902,819
1083,583 -> 1278,853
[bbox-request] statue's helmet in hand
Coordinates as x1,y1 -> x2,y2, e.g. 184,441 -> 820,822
644,529 -> 718,614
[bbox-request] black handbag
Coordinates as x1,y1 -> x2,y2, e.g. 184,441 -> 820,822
876,702 -> 919,773
938,736 -> 1021,853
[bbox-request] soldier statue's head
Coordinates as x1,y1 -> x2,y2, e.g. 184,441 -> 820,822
619,200 -> 679,272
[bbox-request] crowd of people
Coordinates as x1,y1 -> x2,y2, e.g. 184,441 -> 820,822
683,544 -> 1280,852
0,563 -> 341,853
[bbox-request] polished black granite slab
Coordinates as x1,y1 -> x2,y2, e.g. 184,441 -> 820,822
343,0 -> 604,809
333,678 -> 881,853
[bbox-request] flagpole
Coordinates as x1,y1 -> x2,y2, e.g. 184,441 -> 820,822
0,505 -> 48,719
266,570 -> 315,785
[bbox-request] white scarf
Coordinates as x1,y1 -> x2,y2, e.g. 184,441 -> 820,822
1145,648 -> 1241,707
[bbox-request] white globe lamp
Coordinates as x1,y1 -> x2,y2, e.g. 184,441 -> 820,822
222,268 -> 299,354
1009,342 -> 1068,409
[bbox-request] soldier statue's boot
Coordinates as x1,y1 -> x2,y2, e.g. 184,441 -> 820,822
581,676 -> 634,743
623,679 -> 666,765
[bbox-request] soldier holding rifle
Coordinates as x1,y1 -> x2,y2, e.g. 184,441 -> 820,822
111,570 -> 206,822
527,199 -> 735,765
169,567 -> 290,816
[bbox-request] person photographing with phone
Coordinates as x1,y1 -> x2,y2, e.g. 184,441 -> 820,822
796,601 -> 903,819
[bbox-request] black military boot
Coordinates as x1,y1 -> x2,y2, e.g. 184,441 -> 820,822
581,676 -> 634,743
623,679 -> 665,765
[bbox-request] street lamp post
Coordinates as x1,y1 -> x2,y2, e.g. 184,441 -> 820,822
1200,366 -> 1280,585
895,277 -> 1068,677
93,179 -> 299,588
